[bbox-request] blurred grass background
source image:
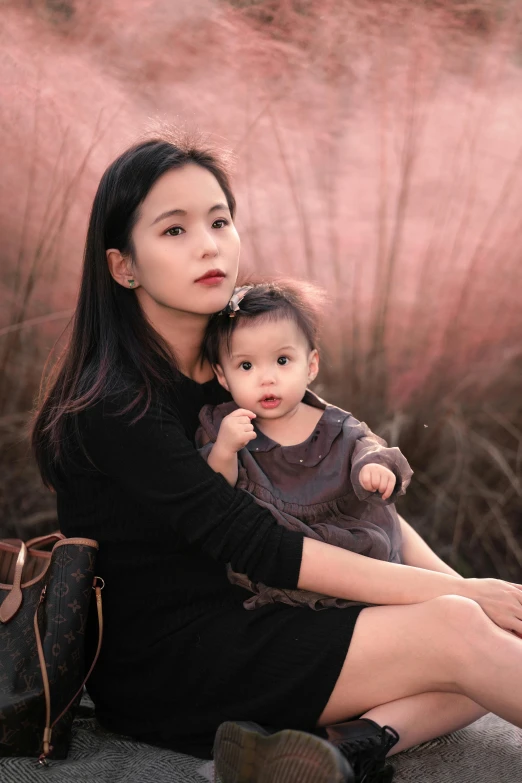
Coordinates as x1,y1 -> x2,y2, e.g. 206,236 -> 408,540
0,0 -> 521,579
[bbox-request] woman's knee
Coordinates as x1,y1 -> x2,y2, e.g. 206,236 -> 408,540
420,594 -> 494,678
426,594 -> 490,637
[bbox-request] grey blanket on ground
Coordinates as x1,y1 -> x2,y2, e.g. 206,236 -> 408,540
1,695 -> 521,782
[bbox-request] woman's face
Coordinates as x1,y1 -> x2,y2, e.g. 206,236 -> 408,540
122,163 -> 240,315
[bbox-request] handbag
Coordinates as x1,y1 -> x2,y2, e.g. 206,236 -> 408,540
0,532 -> 103,763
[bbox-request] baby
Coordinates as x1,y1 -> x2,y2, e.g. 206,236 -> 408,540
196,281 -> 413,610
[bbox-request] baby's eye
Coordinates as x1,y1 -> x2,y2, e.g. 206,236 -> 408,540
277,356 -> 289,365
165,226 -> 184,237
240,361 -> 252,371
213,219 -> 229,229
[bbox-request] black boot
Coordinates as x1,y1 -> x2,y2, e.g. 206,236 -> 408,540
213,721 -> 355,783
315,718 -> 400,783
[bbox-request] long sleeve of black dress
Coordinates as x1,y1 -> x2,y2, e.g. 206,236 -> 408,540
77,393 -> 304,588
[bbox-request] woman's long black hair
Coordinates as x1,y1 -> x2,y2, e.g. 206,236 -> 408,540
32,136 -> 236,489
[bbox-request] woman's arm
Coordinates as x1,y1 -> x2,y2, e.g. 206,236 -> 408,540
398,515 -> 462,578
81,398 -> 522,627
298,537 -> 522,636
298,537 -> 469,606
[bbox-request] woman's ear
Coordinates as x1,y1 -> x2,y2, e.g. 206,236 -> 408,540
213,363 -> 230,392
106,248 -> 140,289
307,349 -> 319,383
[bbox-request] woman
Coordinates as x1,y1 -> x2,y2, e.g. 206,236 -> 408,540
32,137 -> 522,783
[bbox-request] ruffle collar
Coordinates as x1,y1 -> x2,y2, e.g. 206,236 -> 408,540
247,390 -> 349,467
198,390 -> 351,468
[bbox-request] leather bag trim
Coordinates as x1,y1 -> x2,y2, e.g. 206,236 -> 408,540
0,537 -> 99,591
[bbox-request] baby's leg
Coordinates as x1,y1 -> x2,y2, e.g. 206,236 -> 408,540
361,691 -> 488,754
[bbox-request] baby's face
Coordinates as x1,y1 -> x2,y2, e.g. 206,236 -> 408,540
214,317 -> 318,419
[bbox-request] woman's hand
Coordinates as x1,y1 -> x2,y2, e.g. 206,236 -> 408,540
215,408 -> 257,455
463,578 -> 522,635
359,463 -> 396,500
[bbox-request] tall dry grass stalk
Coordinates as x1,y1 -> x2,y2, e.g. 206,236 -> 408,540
232,0 -> 522,578
0,0 -> 521,578
0,122 -> 106,537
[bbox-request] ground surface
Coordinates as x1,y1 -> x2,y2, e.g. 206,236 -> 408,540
1,695 -> 521,782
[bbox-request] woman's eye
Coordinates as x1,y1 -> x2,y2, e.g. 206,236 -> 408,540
165,226 -> 184,237
277,356 -> 289,365
213,218 -> 229,229
240,362 -> 252,371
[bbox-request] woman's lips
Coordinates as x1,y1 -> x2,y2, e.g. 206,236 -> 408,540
195,269 -> 226,286
259,397 -> 281,409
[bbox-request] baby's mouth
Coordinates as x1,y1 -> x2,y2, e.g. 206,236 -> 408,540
259,395 -> 281,408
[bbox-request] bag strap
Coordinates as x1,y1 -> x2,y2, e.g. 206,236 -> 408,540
0,541 -> 27,623
34,576 -> 105,765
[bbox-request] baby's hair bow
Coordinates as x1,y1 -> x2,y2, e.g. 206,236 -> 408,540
222,285 -> 254,317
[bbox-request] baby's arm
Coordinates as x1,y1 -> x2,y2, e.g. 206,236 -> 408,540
348,418 -> 413,504
206,408 -> 257,486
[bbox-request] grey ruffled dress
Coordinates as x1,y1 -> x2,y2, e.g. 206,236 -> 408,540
196,389 -> 413,611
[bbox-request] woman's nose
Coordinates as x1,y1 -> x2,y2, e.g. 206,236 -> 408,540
200,230 -> 219,258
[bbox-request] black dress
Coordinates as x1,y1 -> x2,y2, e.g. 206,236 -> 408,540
57,374 -> 366,759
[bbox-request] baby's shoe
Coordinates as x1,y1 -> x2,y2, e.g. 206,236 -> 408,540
213,720 -> 355,783
314,718 -> 400,783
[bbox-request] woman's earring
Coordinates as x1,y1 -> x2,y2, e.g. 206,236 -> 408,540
128,279 -> 135,288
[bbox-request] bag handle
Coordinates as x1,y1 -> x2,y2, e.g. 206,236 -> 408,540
0,541 -> 27,623
35,575 -> 105,764
26,532 -> 66,550
0,535 -> 64,621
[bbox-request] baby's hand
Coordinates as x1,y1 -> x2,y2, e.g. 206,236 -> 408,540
359,463 -> 396,500
215,409 -> 257,455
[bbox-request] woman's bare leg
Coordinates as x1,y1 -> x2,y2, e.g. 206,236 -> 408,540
318,595 -> 522,730
362,691 -> 488,754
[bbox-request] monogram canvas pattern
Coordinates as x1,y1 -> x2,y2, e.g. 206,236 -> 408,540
0,542 -> 98,758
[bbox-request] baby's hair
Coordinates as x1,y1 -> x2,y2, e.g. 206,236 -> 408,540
203,279 -> 326,366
